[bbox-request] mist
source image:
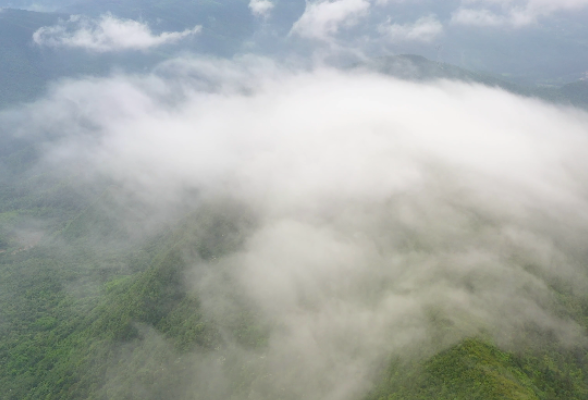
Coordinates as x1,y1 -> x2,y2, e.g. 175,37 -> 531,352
6,56 -> 588,399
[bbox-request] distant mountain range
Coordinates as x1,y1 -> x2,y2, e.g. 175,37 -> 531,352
371,54 -> 588,109
0,8 -> 158,108
0,8 -> 587,110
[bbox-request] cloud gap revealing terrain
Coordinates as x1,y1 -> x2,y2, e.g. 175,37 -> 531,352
2,1 -> 588,400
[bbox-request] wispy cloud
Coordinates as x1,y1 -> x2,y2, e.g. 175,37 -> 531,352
452,8 -> 512,27
249,0 -> 275,18
453,0 -> 588,27
290,0 -> 371,40
379,15 -> 443,42
33,14 -> 201,52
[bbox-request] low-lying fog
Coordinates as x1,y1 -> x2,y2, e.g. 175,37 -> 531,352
5,56 -> 588,399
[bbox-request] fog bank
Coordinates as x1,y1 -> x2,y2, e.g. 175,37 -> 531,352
6,57 -> 588,399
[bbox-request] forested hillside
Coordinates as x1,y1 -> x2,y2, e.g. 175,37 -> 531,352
0,131 -> 264,399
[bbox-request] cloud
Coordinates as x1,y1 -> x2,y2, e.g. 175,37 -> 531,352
249,0 -> 274,18
451,8 -> 512,26
379,15 -> 443,42
453,0 -> 588,27
290,0 -> 371,40
33,14 -> 201,52
7,57 -> 588,398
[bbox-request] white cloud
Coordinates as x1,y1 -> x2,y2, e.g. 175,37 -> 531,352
379,15 -> 443,42
453,0 -> 588,27
451,8 -> 510,26
373,0 -> 406,4
290,0 -> 371,40
249,0 -> 274,18
7,57 -> 588,398
33,14 -> 201,52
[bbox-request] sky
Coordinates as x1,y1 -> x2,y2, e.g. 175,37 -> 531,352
32,14 -> 202,52
2,0 -> 586,82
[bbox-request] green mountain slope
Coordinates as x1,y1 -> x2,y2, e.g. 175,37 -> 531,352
2,142 -> 588,399
367,339 -> 588,400
0,159 -> 265,399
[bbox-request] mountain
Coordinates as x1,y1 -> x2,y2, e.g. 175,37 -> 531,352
0,9 -> 62,107
2,72 -> 588,399
559,81 -> 588,108
371,54 -> 588,109
1,9 -> 586,111
2,128 -> 588,399
0,8 -> 164,108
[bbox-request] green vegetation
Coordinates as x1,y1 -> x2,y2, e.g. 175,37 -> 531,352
2,131 -> 588,400
0,205 -> 263,399
0,133 -> 266,398
367,339 -> 588,400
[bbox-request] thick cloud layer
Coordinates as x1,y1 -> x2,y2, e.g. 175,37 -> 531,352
7,57 -> 588,399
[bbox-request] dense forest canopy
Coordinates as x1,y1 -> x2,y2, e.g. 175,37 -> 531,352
1,1 -> 588,399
